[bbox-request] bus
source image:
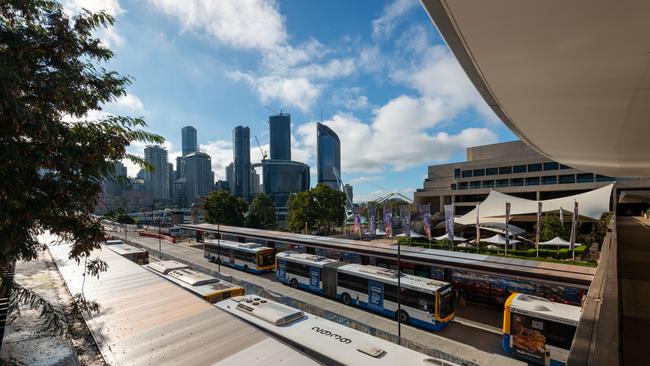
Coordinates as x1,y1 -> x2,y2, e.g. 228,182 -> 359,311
144,260 -> 244,302
502,293 -> 581,365
203,239 -> 275,273
104,241 -> 149,264
276,251 -> 455,331
216,295 -> 460,366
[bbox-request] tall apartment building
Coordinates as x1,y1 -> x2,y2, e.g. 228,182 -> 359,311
316,122 -> 341,190
184,151 -> 213,202
144,145 -> 169,201
269,113 -> 291,160
232,126 -> 251,201
181,126 -> 197,156
415,140 -> 650,217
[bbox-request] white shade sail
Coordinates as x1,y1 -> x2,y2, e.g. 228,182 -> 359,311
456,184 -> 613,225
486,244 -> 499,250
396,230 -> 425,238
480,234 -> 521,245
434,234 -> 467,242
538,236 -> 580,247
456,243 -> 473,248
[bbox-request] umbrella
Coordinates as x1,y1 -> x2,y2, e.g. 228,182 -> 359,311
538,236 -> 575,247
481,234 -> 521,245
434,234 -> 467,242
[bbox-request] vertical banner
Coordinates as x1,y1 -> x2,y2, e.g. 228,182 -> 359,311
570,201 -> 579,260
476,203 -> 480,252
419,204 -> 432,241
400,205 -> 411,238
368,205 -> 377,239
383,206 -> 393,238
505,202 -> 511,254
444,204 -> 454,248
535,201 -> 543,258
352,206 -> 362,239
559,206 -> 564,226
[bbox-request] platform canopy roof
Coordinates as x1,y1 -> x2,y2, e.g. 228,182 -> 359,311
456,184 -> 613,225
421,1 -> 650,176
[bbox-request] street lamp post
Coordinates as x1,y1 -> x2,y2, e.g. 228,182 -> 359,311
397,233 -> 401,344
217,221 -> 221,272
158,215 -> 162,259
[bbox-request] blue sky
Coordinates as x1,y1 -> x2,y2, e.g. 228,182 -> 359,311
63,0 -> 516,202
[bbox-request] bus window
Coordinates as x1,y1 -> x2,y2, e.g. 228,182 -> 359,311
437,287 -> 454,319
258,252 -> 275,267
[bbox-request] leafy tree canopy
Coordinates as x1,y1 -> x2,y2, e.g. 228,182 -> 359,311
287,184 -> 346,235
204,190 -> 248,227
1,0 -> 162,332
247,193 -> 276,230
537,213 -> 569,242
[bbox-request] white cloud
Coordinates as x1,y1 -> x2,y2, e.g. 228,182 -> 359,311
231,72 -> 322,113
331,87 -> 372,111
198,140 -> 234,180
372,0 -> 419,39
347,175 -> 385,186
147,0 -> 286,50
111,93 -> 145,112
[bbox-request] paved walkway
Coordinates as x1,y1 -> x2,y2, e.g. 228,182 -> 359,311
617,217 -> 650,365
114,231 -> 524,366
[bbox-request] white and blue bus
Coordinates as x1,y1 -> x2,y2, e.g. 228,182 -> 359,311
276,251 -> 455,331
503,293 -> 581,365
204,239 -> 275,274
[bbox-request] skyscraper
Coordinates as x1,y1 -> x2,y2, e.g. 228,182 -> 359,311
175,156 -> 185,180
182,126 -> 197,156
269,113 -> 291,161
168,162 -> 174,200
233,126 -> 251,200
317,123 -> 341,190
144,145 -> 169,200
225,162 -> 234,195
102,161 -> 128,196
250,167 -> 260,196
184,151 -> 213,201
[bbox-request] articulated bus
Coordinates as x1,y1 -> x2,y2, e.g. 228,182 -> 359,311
276,251 -> 455,331
217,295 -> 460,366
144,260 -> 244,302
203,239 -> 275,273
502,293 -> 580,365
105,240 -> 149,264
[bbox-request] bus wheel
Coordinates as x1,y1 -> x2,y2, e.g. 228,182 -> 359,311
397,310 -> 409,323
341,293 -> 352,305
243,265 -> 249,272
290,278 -> 299,288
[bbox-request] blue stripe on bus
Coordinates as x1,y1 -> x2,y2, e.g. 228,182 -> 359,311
502,334 -> 511,353
353,299 -> 450,331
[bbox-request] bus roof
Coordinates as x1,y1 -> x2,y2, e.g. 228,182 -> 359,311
106,243 -> 147,256
206,239 -> 273,253
217,295 -> 457,366
105,239 -> 123,245
276,251 -> 338,267
339,264 -> 449,294
510,293 -> 581,325
147,260 -> 189,274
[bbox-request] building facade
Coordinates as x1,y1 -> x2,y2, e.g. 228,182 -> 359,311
250,167 -> 260,196
232,126 -> 252,201
181,126 -> 197,156
144,145 -> 169,201
316,123 -> 341,190
415,140 -> 650,217
262,160 -> 310,217
184,151 -> 213,202
269,113 -> 291,161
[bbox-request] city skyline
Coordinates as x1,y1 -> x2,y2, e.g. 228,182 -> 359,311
79,0 -> 517,202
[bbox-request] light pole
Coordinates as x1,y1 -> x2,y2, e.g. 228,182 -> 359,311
217,221 -> 221,272
158,214 -> 162,259
397,232 -> 402,344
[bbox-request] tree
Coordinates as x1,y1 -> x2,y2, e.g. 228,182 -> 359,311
537,214 -> 569,241
1,0 -> 163,334
204,190 -> 248,227
287,184 -> 346,235
247,193 -> 276,229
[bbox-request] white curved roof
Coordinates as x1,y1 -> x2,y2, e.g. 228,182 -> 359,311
456,184 -> 613,225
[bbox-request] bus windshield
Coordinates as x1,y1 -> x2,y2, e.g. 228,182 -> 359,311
438,287 -> 454,319
258,252 -> 275,267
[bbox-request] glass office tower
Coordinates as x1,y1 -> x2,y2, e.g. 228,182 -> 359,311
262,160 -> 310,211
232,126 -> 251,201
181,126 -> 197,156
269,113 -> 291,161
316,123 -> 341,190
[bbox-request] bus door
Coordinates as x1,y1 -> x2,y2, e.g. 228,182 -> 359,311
309,266 -> 320,289
367,280 -> 384,312
443,268 -> 453,282
276,260 -> 287,282
228,249 -> 235,264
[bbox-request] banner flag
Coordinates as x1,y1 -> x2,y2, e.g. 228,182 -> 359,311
535,201 -> 543,258
570,201 -> 579,254
505,202 -> 511,253
444,204 -> 454,245
383,206 -> 393,238
476,203 -> 480,250
560,206 -> 564,226
352,206 -> 361,239
368,205 -> 377,238
419,204 -> 432,241
400,205 -> 411,238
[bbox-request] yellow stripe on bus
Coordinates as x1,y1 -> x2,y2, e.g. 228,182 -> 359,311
502,293 -> 517,334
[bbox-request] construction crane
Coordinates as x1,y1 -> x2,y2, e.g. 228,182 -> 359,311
254,136 -> 268,161
332,167 -> 354,216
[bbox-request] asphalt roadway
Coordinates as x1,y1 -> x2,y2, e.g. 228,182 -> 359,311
109,230 -> 525,366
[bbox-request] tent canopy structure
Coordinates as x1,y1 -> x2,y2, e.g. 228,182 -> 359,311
456,184 -> 613,225
434,234 -> 467,242
486,244 -> 499,250
396,230 -> 425,238
480,234 -> 521,245
456,243 -> 473,248
477,223 -> 526,236
538,236 -> 579,247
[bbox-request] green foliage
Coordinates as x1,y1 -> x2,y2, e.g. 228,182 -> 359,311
586,211 -> 614,245
287,184 -> 346,235
247,193 -> 276,229
538,213 -> 569,241
204,190 -> 248,226
116,214 -> 135,224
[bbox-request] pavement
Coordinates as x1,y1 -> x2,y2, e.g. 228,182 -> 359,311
617,216 -> 650,365
113,231 -> 525,366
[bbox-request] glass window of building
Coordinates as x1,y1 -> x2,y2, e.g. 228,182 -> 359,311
462,170 -> 473,178
451,183 -> 457,190
577,173 -> 594,183
454,168 -> 461,178
542,176 -> 558,185
513,165 -> 527,173
473,168 -> 485,177
458,182 -> 468,190
510,178 -> 524,186
526,177 -> 540,186
595,175 -> 615,182
470,181 -> 481,189
528,163 -> 542,172
482,180 -> 494,188
486,167 -> 498,176
543,162 -> 559,171
560,164 -> 572,169
496,179 -> 509,188
499,166 -> 512,175
559,174 -> 576,184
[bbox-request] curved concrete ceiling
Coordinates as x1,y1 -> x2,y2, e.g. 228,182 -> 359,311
422,0 -> 650,177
